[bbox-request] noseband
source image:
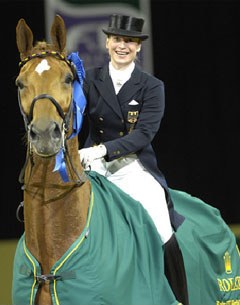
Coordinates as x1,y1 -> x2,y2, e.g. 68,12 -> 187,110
18,91 -> 73,133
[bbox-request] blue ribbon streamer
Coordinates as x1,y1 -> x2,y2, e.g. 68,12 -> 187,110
67,52 -> 86,139
53,148 -> 69,182
53,52 -> 86,182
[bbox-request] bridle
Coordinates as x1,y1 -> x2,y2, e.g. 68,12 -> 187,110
17,51 -> 87,199
18,51 -> 75,132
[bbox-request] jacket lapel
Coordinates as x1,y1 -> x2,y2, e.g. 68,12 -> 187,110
117,65 -> 144,104
93,65 -> 123,118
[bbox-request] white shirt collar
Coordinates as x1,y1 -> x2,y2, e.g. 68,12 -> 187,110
109,61 -> 135,77
109,62 -> 135,94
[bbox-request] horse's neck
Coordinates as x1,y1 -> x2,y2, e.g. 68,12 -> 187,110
23,138 -> 91,274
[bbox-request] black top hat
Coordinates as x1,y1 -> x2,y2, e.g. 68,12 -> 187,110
102,14 -> 149,41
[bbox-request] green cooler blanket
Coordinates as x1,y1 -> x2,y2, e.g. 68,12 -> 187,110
12,171 -> 240,305
172,189 -> 240,305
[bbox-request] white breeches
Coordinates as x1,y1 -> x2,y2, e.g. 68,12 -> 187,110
90,155 -> 173,243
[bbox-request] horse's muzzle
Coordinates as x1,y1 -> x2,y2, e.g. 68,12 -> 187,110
29,121 -> 63,157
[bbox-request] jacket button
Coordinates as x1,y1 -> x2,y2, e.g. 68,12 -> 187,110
99,130 -> 104,134
119,131 -> 124,136
99,117 -> 104,121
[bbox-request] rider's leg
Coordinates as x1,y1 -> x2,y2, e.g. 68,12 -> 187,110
108,159 -> 189,305
164,233 -> 189,305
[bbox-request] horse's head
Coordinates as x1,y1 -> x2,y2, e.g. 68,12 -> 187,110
16,15 -> 75,157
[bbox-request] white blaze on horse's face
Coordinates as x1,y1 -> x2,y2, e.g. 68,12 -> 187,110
35,59 -> 50,75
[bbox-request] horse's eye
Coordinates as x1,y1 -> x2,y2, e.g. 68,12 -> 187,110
16,79 -> 24,90
65,73 -> 73,84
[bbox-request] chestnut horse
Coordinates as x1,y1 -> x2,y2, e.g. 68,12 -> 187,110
12,15 -> 240,305
14,15 -> 91,305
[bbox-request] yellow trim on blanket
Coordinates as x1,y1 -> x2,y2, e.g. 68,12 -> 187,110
53,191 -> 95,305
23,240 -> 37,305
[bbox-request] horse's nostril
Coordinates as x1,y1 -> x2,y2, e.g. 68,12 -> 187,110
29,125 -> 38,142
51,123 -> 61,139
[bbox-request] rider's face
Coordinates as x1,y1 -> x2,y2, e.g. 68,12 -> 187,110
106,35 -> 141,69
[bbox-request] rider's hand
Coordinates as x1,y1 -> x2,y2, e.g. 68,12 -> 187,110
79,145 -> 107,169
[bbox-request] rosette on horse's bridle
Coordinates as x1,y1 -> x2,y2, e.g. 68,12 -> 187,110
53,51 -> 87,182
17,51 -> 86,183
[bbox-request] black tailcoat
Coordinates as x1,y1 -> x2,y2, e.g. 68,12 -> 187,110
82,64 -> 184,230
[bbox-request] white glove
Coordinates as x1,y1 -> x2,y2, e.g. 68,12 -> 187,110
79,144 -> 107,169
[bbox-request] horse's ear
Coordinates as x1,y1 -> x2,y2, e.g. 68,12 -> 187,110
50,15 -> 66,53
16,18 -> 33,60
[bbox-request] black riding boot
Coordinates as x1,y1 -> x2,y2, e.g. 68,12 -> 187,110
164,234 -> 189,305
